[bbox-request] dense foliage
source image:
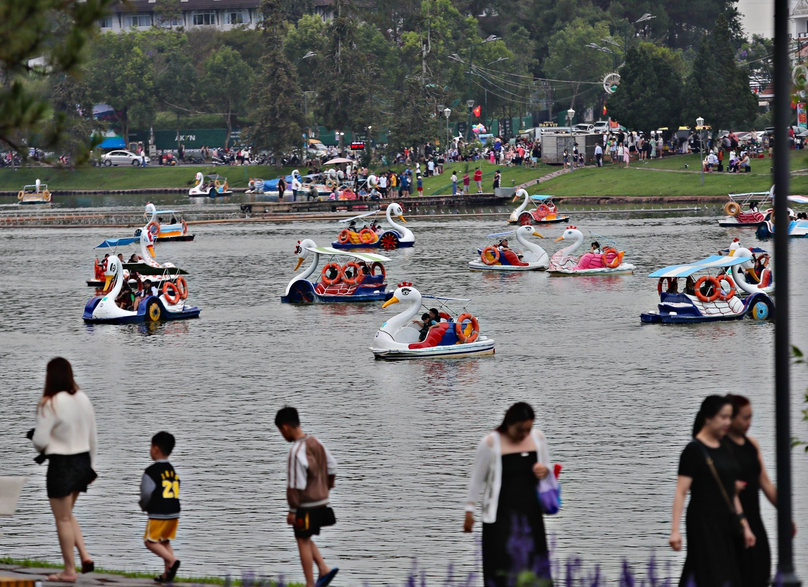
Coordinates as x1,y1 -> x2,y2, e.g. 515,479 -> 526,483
1,0 -> 767,158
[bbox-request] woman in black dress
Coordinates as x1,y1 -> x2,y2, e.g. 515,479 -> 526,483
465,402 -> 554,587
726,394 -> 783,587
670,395 -> 755,587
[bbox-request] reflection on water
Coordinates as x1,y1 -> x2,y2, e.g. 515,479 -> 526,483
0,214 -> 806,586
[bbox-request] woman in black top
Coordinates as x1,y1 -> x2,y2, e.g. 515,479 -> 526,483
725,394 -> 784,587
670,395 -> 755,587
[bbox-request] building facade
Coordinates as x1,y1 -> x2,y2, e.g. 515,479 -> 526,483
100,0 -> 261,33
737,0 -> 808,38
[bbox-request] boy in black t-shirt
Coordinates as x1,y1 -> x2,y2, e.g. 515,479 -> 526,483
139,431 -> 181,583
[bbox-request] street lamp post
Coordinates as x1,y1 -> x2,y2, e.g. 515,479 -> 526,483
696,116 -> 704,185
466,99 -> 475,144
444,108 -> 451,155
366,125 -> 372,162
338,131 -> 344,156
567,108 -> 575,171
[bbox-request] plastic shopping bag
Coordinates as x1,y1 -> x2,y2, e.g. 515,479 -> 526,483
537,463 -> 562,515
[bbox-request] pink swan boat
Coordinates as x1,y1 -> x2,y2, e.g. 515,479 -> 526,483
547,226 -> 636,276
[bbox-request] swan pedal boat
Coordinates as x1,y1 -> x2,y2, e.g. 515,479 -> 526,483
18,182 -> 52,205
332,203 -> 415,250
189,173 -> 232,197
718,192 -> 770,227
83,256 -> 200,324
369,284 -> 495,360
755,198 -> 808,238
722,239 -> 774,295
640,256 -> 775,324
140,204 -> 194,242
88,235 -> 188,287
282,239 -> 391,303
547,226 -> 635,276
509,192 -> 570,225
469,227 -> 549,271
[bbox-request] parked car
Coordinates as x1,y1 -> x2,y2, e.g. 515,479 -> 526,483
101,150 -> 149,166
592,120 -> 610,133
574,123 -> 595,132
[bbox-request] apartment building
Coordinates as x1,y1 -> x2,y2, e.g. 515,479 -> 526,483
99,0 -> 261,32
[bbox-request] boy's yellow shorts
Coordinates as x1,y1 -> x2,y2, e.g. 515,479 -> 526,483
144,518 -> 179,542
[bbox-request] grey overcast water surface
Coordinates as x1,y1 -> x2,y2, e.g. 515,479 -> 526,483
0,210 -> 806,586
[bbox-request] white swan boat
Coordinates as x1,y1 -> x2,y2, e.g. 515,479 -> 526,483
281,239 -> 391,303
189,172 -> 232,197
332,203 -> 415,250
469,227 -> 549,271
508,191 -> 569,225
83,256 -> 200,324
369,284 -> 495,360
547,226 -> 635,276
138,203 -> 194,242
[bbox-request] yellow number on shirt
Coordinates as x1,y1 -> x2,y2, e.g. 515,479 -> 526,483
162,480 -> 180,499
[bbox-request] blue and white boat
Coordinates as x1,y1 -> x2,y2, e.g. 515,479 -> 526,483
640,255 -> 775,324
282,239 -> 391,303
754,194 -> 808,238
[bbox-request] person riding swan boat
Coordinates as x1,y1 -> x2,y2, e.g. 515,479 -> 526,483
333,203 -> 415,250
141,203 -> 194,242
369,283 -> 495,360
728,244 -> 774,295
281,239 -> 391,303
469,226 -> 549,271
83,256 -> 200,324
547,226 -> 635,275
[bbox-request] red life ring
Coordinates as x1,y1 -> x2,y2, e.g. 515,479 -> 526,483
320,262 -> 343,285
716,274 -> 736,301
370,261 -> 386,279
175,276 -> 189,300
601,246 -> 622,269
338,229 -> 351,244
162,281 -> 181,305
657,277 -> 678,295
359,228 -> 377,243
536,204 -> 550,218
341,262 -> 363,285
694,276 -> 721,302
481,245 -> 500,265
439,312 -> 452,321
455,313 -> 480,343
94,259 -> 103,280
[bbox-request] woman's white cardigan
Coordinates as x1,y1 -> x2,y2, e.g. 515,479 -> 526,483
32,390 -> 98,468
465,429 -> 550,524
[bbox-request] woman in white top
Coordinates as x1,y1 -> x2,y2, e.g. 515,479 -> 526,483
464,402 -> 553,587
31,358 -> 98,582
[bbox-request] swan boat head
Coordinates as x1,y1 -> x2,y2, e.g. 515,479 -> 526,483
385,202 -> 414,243
554,226 -> 584,244
387,202 -> 407,224
294,238 -> 317,271
378,282 -> 422,340
509,189 -> 530,222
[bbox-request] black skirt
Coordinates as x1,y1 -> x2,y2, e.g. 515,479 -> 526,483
46,453 -> 97,499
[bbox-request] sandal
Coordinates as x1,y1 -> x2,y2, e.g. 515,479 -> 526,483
154,573 -> 167,583
46,573 -> 77,583
81,561 -> 95,574
166,560 -> 181,583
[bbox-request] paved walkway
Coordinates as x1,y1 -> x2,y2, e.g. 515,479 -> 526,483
514,166 -> 574,190
0,564 -> 157,587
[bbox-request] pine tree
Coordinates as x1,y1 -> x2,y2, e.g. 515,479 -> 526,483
385,77 -> 441,157
250,0 -> 303,165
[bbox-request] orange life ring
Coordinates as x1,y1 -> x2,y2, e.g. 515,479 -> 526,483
359,228 -> 377,243
320,262 -> 343,285
338,229 -> 351,244
175,276 -> 188,299
536,204 -> 551,218
601,246 -> 622,268
694,276 -> 721,302
657,277 -> 678,295
162,281 -> 181,305
716,274 -> 736,301
341,262 -> 363,285
146,220 -> 160,235
481,245 -> 500,265
455,313 -> 480,343
370,261 -> 386,279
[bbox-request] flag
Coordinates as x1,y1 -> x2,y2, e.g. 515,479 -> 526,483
602,104 -> 607,116
473,105 -> 481,117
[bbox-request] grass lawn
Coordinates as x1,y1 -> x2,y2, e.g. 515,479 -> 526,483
418,161 -> 547,196
0,557 -> 299,586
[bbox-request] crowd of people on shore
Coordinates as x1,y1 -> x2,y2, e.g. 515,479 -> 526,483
25,356 -> 794,587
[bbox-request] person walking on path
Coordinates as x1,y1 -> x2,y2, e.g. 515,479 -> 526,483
725,394 -> 792,587
139,431 -> 182,583
451,172 -> 458,196
473,167 -> 483,193
464,402 -> 553,587
670,395 -> 755,587
594,144 -> 603,167
276,407 -> 339,587
30,358 -> 98,583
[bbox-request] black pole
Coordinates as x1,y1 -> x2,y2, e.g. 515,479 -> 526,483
773,0 -> 800,585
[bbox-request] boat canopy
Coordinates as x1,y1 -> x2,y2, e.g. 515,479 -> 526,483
530,195 -> 554,201
421,295 -> 471,302
151,210 -> 177,215
304,246 -> 390,263
339,209 -> 381,223
728,192 -> 808,204
95,237 -> 140,249
788,195 -> 808,204
649,255 -> 753,278
486,231 -> 515,238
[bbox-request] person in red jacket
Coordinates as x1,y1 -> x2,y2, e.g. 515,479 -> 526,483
473,168 -> 483,193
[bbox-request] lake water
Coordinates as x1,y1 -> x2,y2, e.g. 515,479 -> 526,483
0,210 -> 806,585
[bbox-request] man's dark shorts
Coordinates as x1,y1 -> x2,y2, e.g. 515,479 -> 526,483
294,506 -> 336,539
